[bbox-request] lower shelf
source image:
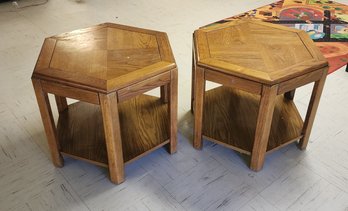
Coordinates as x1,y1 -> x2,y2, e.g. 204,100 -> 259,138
57,94 -> 169,167
203,86 -> 303,155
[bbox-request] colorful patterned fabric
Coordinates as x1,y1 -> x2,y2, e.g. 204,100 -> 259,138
204,0 -> 348,74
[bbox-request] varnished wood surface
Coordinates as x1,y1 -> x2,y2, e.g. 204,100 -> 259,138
202,86 -> 303,154
54,95 -> 68,113
117,71 -> 171,102
205,69 -> 262,94
299,68 -> 328,149
194,20 -> 328,84
193,67 -> 205,149
192,19 -> 328,171
4,0 -> 348,209
32,23 -> 176,93
57,94 -> 170,166
167,68 -> 178,153
99,92 -> 124,184
250,84 -> 278,171
50,27 -> 159,76
32,23 -> 178,184
277,68 -> 324,95
41,80 -> 100,105
32,79 -> 64,167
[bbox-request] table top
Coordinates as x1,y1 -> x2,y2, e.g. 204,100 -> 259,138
203,0 -> 348,74
32,23 -> 176,92
195,20 -> 328,84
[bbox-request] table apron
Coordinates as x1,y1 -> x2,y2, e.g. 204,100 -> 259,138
117,71 -> 171,102
204,69 -> 262,95
40,80 -> 100,105
278,68 -> 325,95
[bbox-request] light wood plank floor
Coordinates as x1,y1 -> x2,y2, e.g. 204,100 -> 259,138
1,0 -> 348,210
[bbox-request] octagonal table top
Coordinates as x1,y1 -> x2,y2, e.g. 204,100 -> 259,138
32,23 -> 176,92
195,20 -> 328,84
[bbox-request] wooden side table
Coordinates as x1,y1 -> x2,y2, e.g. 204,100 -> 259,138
32,23 -> 177,184
192,20 -> 328,171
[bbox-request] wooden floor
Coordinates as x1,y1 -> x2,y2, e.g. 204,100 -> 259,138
1,0 -> 348,210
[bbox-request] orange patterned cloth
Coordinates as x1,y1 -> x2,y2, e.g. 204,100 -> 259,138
204,0 -> 348,73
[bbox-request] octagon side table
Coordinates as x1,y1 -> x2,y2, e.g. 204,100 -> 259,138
192,20 -> 328,171
32,23 -> 178,184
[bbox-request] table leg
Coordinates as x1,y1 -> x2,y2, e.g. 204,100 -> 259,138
284,89 -> 296,100
193,67 -> 205,149
160,85 -> 169,103
32,79 -> 63,167
167,68 -> 178,154
298,71 -> 327,150
191,46 -> 196,113
99,92 -> 125,184
250,85 -> 278,171
55,95 -> 68,113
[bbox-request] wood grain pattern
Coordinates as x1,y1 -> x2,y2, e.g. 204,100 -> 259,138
57,94 -> 170,166
193,30 -> 210,61
40,80 -> 100,104
32,79 -> 63,167
99,92 -> 124,184
205,69 -> 262,95
156,32 -> 176,63
198,57 -> 272,83
299,68 -> 328,149
34,38 -> 56,70
202,86 -> 303,155
269,59 -> 326,83
297,30 -> 326,61
107,61 -> 175,91
193,19 -> 328,171
33,23 -> 176,93
32,23 -> 178,184
193,67 -> 205,149
160,84 -> 169,103
250,85 -> 278,171
117,71 -> 170,102
50,27 -> 160,78
5,1 -> 348,209
167,68 -> 178,154
277,68 -> 324,95
54,95 -> 68,113
33,68 -> 107,93
194,20 -> 328,85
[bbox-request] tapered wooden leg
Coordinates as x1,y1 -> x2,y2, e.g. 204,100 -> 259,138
160,85 -> 169,103
32,79 -> 63,167
193,67 -> 205,149
191,46 -> 196,113
166,68 -> 178,154
298,71 -> 327,150
250,85 -> 278,171
284,89 -> 296,100
55,95 -> 68,113
99,92 -> 125,184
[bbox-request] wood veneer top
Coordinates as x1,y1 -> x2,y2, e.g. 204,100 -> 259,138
33,23 -> 176,92
194,20 -> 328,84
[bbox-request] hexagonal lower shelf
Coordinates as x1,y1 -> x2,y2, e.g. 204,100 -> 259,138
57,94 -> 170,167
202,86 -> 304,155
